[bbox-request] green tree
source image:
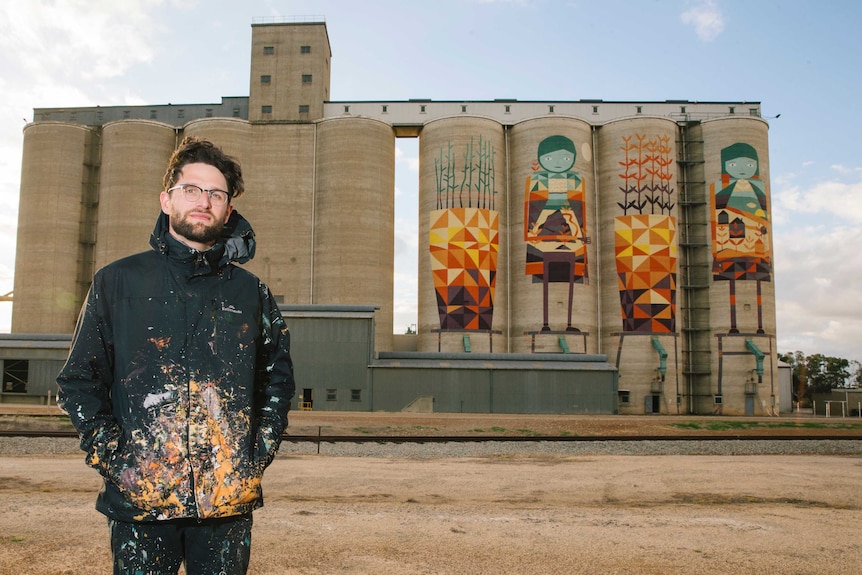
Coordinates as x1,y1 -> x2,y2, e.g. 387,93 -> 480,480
805,354 -> 850,393
851,360 -> 862,388
779,350 -> 808,402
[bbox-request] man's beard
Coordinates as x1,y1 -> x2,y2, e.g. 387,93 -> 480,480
171,212 -> 224,246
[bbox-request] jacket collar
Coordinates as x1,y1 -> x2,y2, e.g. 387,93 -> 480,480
149,210 -> 257,273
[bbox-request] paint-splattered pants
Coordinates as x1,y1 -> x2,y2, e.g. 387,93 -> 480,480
108,513 -> 253,575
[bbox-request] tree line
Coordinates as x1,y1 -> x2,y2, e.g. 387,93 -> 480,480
778,351 -> 862,404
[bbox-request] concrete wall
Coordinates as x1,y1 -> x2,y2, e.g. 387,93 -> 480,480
249,22 -> 330,122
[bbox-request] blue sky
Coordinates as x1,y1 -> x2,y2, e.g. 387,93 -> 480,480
1,0 -> 860,364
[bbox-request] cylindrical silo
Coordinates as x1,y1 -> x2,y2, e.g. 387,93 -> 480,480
183,118 -> 251,168
417,117 -> 506,353
507,117 -> 595,355
12,122 -> 95,333
238,122 -> 316,307
596,117 -> 682,414
96,120 -> 177,269
701,117 -> 776,416
313,117 -> 395,352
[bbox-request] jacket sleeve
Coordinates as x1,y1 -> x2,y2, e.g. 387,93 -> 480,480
254,283 -> 296,468
56,278 -> 122,476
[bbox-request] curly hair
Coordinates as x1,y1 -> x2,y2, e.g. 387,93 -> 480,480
162,136 -> 245,199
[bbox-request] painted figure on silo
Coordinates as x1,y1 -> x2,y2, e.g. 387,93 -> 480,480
711,142 -> 771,334
524,135 -> 589,332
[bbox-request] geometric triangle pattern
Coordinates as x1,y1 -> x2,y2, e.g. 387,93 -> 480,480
711,204 -> 772,282
430,208 -> 499,330
614,214 -> 678,333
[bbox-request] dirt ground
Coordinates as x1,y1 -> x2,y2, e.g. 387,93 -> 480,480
2,411 -> 862,574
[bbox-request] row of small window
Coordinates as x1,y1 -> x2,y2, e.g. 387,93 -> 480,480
263,45 -> 311,55
340,104 -> 760,116
260,74 -> 312,84
260,105 -> 309,114
326,389 -> 361,402
57,108 -> 243,122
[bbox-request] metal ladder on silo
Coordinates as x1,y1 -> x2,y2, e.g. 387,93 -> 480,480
677,121 -> 713,414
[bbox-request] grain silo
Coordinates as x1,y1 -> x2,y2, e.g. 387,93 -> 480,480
507,116 -> 596,355
240,122 -> 317,306
95,120 -> 176,270
10,17 -> 780,415
183,118 -> 252,166
700,116 -> 776,415
596,117 -> 682,414
313,116 -> 396,352
417,116 -> 507,353
12,122 -> 95,333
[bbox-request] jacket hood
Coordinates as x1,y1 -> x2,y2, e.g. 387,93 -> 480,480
149,210 -> 256,268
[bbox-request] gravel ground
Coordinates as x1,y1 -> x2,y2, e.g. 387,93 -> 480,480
3,435 -> 862,457
2,413 -> 862,575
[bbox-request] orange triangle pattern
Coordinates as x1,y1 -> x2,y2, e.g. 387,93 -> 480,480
614,215 -> 678,333
430,209 -> 500,331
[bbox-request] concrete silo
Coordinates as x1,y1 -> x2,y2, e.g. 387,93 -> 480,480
13,122 -> 97,333
507,117 -> 596,355
417,117 -> 507,353
596,117 -> 682,414
313,116 -> 395,352
700,117 -> 777,416
240,122 -> 317,307
183,118 -> 251,166
96,120 -> 177,270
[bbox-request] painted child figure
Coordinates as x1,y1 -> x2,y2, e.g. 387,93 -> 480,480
711,142 -> 771,334
525,135 -> 589,332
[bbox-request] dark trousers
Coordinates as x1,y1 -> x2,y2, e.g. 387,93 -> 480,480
108,514 -> 253,575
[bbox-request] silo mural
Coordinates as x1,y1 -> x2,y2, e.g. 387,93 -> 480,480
701,117 -> 776,415
418,117 -> 506,353
710,142 -> 770,334
614,133 -> 677,333
524,135 -> 589,333
429,136 -> 499,331
597,118 -> 681,414
507,118 -> 594,354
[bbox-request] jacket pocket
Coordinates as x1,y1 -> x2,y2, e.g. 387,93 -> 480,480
105,434 -> 192,516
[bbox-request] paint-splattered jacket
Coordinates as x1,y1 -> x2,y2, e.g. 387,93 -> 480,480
57,211 -> 295,522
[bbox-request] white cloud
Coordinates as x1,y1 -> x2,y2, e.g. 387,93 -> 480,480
0,1 -> 164,87
773,223 -> 862,362
772,178 -> 862,224
680,0 -> 725,42
0,0 -> 171,333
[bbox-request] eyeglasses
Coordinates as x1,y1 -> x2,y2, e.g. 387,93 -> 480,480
168,184 -> 231,205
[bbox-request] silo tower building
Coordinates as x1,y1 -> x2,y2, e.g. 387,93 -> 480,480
13,18 -> 778,416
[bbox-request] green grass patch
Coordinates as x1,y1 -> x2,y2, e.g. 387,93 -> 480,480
669,420 -> 862,431
469,426 -> 509,433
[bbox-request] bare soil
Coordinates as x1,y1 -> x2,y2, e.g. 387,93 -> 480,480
1,410 -> 861,574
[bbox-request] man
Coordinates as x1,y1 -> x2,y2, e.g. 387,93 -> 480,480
57,136 -> 295,575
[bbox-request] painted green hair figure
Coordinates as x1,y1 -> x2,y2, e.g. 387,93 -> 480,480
525,135 -> 589,333
711,142 -> 771,334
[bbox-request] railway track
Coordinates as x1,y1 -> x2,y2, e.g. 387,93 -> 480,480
1,428 -> 859,442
